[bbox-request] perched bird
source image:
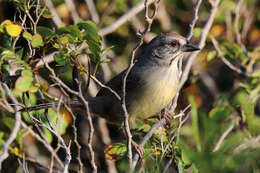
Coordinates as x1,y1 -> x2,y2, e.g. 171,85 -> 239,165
21,33 -> 199,129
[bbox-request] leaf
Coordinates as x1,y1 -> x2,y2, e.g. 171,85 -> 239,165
58,36 -> 69,45
54,52 -> 69,66
31,34 -> 43,48
209,105 -> 232,121
67,25 -> 81,38
2,117 -> 15,130
5,23 -> 22,37
15,75 -> 34,92
189,96 -> 201,152
251,70 -> 260,77
22,31 -> 33,40
29,85 -> 39,93
42,9 -> 52,18
36,26 -> 54,37
193,28 -> 202,37
21,69 -> 33,77
42,127 -> 53,143
207,50 -> 217,61
104,142 -> 127,161
77,20 -> 100,42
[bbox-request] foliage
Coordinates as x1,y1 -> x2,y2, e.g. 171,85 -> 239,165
0,0 -> 260,172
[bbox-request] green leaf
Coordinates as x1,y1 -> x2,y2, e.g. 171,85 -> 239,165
2,117 -> 15,130
31,34 -> 43,48
188,96 -> 201,152
36,26 -> 54,37
67,25 -> 81,38
21,69 -> 33,77
42,9 -> 52,18
193,27 -> 202,37
77,20 -> 100,42
209,105 -> 232,121
22,31 -> 33,40
207,50 -> 217,61
104,142 -> 127,161
54,52 -> 69,66
42,127 -> 53,143
251,70 -> 260,77
15,75 -> 34,92
58,36 -> 69,45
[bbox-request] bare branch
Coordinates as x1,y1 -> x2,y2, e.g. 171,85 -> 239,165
43,0 -> 62,27
133,0 -> 221,168
64,0 -> 80,22
186,0 -> 202,40
77,81 -> 97,173
90,75 -> 121,100
179,0 -> 221,89
234,0 -> 247,52
64,105 -> 83,173
85,0 -> 100,24
98,0 -> 156,36
210,36 -> 250,77
121,0 -> 161,171
132,107 -> 190,168
0,83 -> 22,169
213,118 -> 237,152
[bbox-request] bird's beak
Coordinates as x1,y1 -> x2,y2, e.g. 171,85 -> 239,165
182,41 -> 200,52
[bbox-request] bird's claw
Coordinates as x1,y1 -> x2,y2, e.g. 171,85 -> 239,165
132,141 -> 144,159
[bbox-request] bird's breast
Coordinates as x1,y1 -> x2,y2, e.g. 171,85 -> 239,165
128,63 -> 180,127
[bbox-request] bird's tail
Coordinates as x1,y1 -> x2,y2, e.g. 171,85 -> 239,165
19,100 -> 81,112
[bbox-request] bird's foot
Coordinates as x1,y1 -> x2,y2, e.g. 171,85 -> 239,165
162,112 -> 174,123
131,141 -> 144,159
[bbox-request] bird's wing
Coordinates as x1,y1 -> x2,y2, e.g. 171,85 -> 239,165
97,68 -> 142,97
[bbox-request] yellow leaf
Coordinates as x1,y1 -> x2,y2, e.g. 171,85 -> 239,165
5,23 -> 22,37
2,20 -> 12,26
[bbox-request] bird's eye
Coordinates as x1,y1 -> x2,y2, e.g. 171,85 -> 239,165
170,41 -> 177,47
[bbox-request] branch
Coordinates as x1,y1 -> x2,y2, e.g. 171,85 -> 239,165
132,107 -> 190,168
85,0 -> 100,24
64,0 -> 80,22
210,36 -> 250,77
0,83 -> 22,169
121,0 -> 161,171
186,0 -> 202,40
179,0 -> 221,89
133,0 -> 221,168
43,0 -> 62,27
213,118 -> 237,152
98,0 -> 156,36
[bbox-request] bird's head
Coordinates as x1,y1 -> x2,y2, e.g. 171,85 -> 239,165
141,33 -> 200,65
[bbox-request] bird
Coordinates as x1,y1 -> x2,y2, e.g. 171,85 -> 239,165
21,33 -> 200,129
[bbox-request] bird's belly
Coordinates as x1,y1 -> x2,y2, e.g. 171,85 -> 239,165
128,77 -> 178,127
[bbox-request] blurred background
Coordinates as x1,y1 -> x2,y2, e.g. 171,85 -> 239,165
0,0 -> 260,172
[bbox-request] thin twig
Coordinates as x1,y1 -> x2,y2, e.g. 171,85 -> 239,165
21,121 -> 64,168
64,105 -> 84,173
98,0 -> 156,36
234,0 -> 248,54
0,83 -> 22,169
43,0 -> 62,27
210,36 -> 250,77
186,0 -> 202,40
213,118 -> 237,152
133,0 -> 221,168
64,0 -> 80,22
78,82 -> 97,173
85,0 -> 100,24
90,75 -> 121,100
121,0 -> 161,171
179,0 -> 221,90
132,106 -> 190,168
